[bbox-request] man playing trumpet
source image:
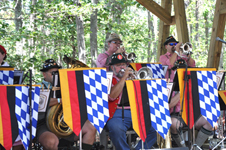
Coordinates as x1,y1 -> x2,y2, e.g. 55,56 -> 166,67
96,33 -> 125,71
159,36 -> 213,149
106,53 -> 157,150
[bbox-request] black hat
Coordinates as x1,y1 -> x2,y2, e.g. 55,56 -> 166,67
164,36 -> 179,46
40,59 -> 61,72
109,53 -> 127,65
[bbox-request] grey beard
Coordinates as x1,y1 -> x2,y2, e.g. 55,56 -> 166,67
116,70 -> 124,78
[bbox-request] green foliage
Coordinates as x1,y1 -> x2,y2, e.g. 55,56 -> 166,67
0,0 -> 224,84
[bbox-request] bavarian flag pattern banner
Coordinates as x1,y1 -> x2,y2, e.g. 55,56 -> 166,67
0,67 -> 14,85
177,68 -> 220,129
126,79 -> 171,141
15,86 -> 40,150
0,85 -> 40,150
130,63 -> 164,78
59,68 -> 109,136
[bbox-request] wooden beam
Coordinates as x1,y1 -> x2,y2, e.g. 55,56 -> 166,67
207,0 -> 226,69
157,0 -> 172,62
213,15 -> 226,69
219,1 -> 226,14
136,0 -> 173,25
173,0 -> 189,43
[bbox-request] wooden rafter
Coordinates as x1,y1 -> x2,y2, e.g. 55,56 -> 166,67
136,0 -> 174,25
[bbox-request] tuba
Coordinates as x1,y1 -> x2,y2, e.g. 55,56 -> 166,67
46,56 -> 89,138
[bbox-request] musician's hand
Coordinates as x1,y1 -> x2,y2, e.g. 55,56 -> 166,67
115,46 -> 125,54
122,67 -> 133,79
175,42 -> 182,53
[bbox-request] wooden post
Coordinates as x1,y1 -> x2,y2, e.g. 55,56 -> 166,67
156,0 -> 172,62
173,0 -> 189,43
207,0 -> 226,69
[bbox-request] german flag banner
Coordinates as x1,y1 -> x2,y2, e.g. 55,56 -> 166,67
0,86 -> 18,150
0,67 -> 14,85
177,68 -> 220,129
218,90 -> 226,110
126,79 -> 171,141
59,68 -> 109,136
0,85 -> 40,150
130,63 -> 164,79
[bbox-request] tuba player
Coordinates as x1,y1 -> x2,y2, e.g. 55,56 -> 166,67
36,59 -> 96,150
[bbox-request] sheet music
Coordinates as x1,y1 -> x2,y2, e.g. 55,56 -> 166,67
162,65 -> 168,77
38,89 -> 50,112
216,71 -> 224,89
167,82 -> 174,102
107,71 -> 113,94
14,70 -> 24,84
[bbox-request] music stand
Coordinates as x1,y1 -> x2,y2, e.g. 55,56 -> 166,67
13,70 -> 24,84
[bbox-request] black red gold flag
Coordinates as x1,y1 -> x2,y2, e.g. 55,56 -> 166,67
59,68 -> 109,135
0,86 -> 18,150
177,68 -> 217,128
59,69 -> 88,136
126,80 -> 152,142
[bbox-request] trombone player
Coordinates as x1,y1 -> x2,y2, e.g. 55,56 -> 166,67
159,36 -> 213,149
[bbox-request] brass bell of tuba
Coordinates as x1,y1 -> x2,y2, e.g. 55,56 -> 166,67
46,55 -> 89,138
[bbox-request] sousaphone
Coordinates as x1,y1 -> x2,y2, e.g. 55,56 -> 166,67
46,55 -> 89,138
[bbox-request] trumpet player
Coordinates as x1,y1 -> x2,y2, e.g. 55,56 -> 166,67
96,33 -> 125,71
106,53 -> 157,150
159,36 -> 213,149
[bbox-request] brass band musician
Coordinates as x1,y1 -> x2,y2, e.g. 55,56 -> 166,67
36,59 -> 96,150
96,33 -> 125,71
105,53 -> 157,150
159,36 -> 213,149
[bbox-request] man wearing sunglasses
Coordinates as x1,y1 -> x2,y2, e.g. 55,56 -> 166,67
159,36 -> 213,149
36,59 -> 96,150
96,33 -> 125,71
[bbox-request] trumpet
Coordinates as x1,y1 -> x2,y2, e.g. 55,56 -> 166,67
179,42 -> 193,56
120,67 -> 153,80
120,69 -> 137,80
122,52 -> 137,62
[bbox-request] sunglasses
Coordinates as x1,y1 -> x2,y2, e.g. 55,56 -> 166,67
111,41 -> 123,46
168,43 -> 177,46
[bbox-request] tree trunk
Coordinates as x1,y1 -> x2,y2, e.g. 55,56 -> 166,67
147,10 -> 155,62
75,0 -> 86,63
104,0 -> 125,51
147,11 -> 151,62
29,0 -> 37,56
90,0 -> 98,67
195,0 -> 199,47
204,12 -> 209,50
14,0 -> 22,31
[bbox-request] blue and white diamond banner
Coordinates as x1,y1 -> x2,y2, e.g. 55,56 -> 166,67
146,64 -> 165,79
15,86 -> 40,150
83,69 -> 109,134
0,70 -> 14,85
147,79 -> 171,139
197,71 -> 220,127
